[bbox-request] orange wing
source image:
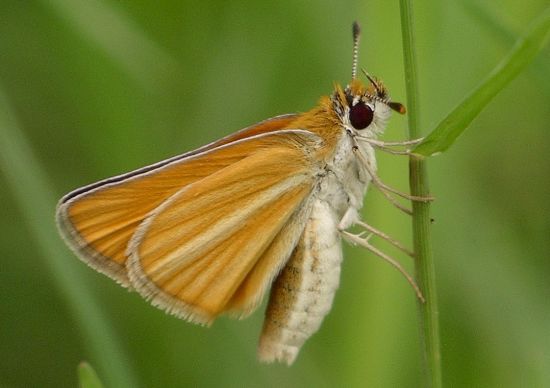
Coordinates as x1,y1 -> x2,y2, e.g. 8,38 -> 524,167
126,131 -> 323,324
56,114 -> 299,285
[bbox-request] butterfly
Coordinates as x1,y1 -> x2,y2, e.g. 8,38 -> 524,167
56,22 -> 425,365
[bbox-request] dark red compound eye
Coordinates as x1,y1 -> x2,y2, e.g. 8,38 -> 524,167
349,102 -> 374,130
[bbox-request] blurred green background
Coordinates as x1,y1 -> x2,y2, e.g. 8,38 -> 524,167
1,1 -> 549,387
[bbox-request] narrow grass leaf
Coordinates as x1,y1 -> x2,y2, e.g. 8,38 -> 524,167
414,7 -> 550,157
461,0 -> 550,98
78,362 -> 105,388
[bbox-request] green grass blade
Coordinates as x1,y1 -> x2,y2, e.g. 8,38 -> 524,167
414,7 -> 550,157
461,0 -> 550,99
399,1 -> 442,387
78,362 -> 105,388
0,87 -> 140,387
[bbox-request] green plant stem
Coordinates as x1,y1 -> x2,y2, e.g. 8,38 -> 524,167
398,2 -> 442,387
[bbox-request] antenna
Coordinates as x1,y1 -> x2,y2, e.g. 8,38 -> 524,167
362,68 -> 384,96
351,22 -> 361,80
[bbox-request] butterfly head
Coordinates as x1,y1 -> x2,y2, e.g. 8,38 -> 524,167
331,76 -> 405,138
330,22 -> 406,137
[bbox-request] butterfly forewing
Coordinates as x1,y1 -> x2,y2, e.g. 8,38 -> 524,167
126,131 -> 324,324
56,115 -> 300,285
57,126 -> 325,325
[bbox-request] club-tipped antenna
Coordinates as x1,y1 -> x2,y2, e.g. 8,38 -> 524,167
362,68 -> 383,96
352,22 -> 361,80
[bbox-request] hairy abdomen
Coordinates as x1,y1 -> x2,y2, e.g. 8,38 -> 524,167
258,199 -> 342,365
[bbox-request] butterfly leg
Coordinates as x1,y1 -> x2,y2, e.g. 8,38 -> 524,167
374,184 -> 414,215
355,220 -> 414,257
366,162 -> 434,203
338,208 -> 423,302
352,146 -> 434,206
341,229 -> 425,302
337,208 -> 413,257
357,137 -> 424,156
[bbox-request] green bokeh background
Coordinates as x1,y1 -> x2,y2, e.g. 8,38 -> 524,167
1,1 -> 549,387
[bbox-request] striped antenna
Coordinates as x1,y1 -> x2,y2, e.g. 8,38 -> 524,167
351,22 -> 361,80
